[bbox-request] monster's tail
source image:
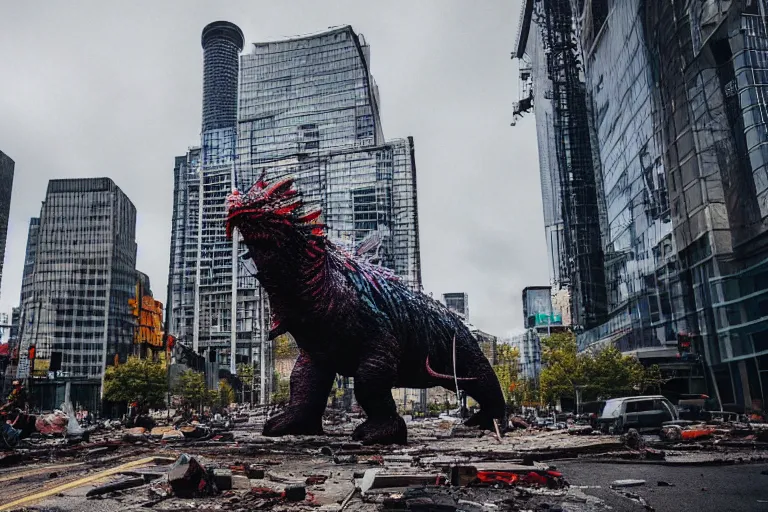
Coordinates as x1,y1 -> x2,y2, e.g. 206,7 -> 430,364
425,335 -> 478,382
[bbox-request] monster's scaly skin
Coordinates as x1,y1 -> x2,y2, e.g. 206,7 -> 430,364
226,176 -> 505,445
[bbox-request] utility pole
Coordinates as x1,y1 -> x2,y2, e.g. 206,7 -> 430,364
259,291 -> 266,405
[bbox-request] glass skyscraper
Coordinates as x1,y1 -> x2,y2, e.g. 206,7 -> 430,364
236,26 -> 420,289
518,0 -> 768,407
168,24 -> 421,394
16,178 -> 138,409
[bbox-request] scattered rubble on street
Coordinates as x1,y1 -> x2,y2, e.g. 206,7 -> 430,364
1,408 -> 768,510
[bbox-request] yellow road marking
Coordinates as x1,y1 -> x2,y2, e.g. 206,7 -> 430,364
0,462 -> 86,483
0,456 -> 157,511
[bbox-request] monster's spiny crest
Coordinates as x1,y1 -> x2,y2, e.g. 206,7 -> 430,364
225,174 -> 325,243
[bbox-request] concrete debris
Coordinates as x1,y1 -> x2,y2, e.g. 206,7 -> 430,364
622,428 -> 646,450
149,426 -> 177,438
161,429 -> 185,441
213,468 -> 233,490
284,484 -> 307,501
661,425 -> 683,441
35,410 -> 70,435
86,474 -> 159,497
2,407 -> 768,510
567,425 -> 593,435
509,416 -> 530,430
167,454 -> 217,498
611,479 -> 646,488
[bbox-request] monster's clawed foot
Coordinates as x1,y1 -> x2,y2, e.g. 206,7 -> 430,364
464,409 -> 499,432
262,407 -> 324,437
351,416 -> 407,445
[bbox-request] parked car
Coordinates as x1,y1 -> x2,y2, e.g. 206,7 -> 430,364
597,396 -> 678,433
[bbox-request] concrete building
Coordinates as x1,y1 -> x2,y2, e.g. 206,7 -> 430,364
168,23 -> 422,403
443,293 -> 469,322
516,1 -> 768,408
16,178 -> 137,410
509,330 -> 541,381
0,151 -> 14,299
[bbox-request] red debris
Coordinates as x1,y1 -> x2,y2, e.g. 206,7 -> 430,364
476,470 -> 565,489
681,428 -> 715,440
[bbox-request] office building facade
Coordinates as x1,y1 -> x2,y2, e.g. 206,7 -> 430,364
515,1 -> 607,331
15,178 -> 138,409
509,330 -> 542,381
236,26 -> 421,290
443,292 -> 469,322
517,0 -> 768,407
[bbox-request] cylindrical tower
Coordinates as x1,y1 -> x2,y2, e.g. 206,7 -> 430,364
201,21 -> 245,133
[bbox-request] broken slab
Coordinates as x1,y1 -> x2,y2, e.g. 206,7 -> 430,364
611,479 -> 646,488
359,468 -> 443,494
213,468 -> 233,491
167,454 -> 216,498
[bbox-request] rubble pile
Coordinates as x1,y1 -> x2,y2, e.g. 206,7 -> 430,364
3,410 -> 768,510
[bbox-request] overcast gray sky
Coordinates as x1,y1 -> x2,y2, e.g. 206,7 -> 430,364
0,0 -> 546,336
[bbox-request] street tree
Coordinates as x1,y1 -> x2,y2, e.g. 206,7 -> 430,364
539,331 -> 666,405
539,332 -> 583,404
103,356 -> 167,411
217,379 -> 236,407
511,378 -> 540,407
176,370 -> 208,411
272,371 -> 290,403
492,343 -> 520,405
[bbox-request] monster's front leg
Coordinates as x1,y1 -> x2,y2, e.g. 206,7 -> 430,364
352,348 -> 407,445
262,351 -> 335,436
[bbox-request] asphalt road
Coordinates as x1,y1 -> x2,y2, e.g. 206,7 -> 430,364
557,461 -> 768,511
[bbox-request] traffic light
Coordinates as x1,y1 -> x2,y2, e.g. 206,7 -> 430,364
28,344 -> 36,372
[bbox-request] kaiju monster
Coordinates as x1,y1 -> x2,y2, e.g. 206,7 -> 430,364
225,176 -> 505,445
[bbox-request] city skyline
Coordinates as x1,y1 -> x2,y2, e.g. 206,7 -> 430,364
0,1 -> 543,337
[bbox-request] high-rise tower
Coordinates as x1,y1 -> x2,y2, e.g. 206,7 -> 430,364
168,23 -> 249,377
16,178 -> 137,410
201,22 -> 245,133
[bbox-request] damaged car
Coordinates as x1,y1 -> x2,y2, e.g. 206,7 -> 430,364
598,396 -> 678,434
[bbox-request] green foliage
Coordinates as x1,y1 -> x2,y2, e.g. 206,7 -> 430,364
427,402 -> 441,415
511,378 -> 540,406
274,335 -> 299,359
218,379 -> 236,407
331,377 -> 345,399
539,331 -> 663,405
176,370 -> 208,410
103,356 -> 167,410
493,343 -> 520,404
271,371 -> 290,403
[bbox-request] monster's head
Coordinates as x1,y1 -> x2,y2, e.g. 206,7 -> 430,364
225,174 -> 325,257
